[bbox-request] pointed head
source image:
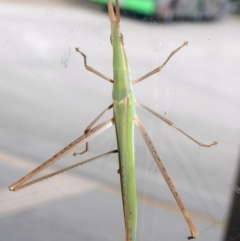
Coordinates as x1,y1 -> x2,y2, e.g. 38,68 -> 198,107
107,0 -> 124,45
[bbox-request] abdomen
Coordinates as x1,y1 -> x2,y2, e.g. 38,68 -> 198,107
113,95 -> 137,241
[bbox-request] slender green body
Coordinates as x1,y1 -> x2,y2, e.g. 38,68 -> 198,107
111,11 -> 137,241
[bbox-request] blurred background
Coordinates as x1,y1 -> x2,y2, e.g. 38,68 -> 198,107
1,0 -> 240,240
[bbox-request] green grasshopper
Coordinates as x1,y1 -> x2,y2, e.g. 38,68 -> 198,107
9,0 -> 217,240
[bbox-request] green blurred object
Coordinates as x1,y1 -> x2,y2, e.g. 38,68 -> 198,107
90,0 -> 155,15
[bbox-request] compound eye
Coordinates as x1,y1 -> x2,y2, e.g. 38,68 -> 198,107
119,33 -> 123,41
110,34 -> 113,45
119,33 -> 124,44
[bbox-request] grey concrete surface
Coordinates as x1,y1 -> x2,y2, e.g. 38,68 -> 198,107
0,1 -> 240,241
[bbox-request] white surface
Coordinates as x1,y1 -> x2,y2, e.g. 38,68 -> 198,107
0,1 -> 240,241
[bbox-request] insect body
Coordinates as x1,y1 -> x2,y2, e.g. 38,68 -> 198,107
9,1 -> 217,240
